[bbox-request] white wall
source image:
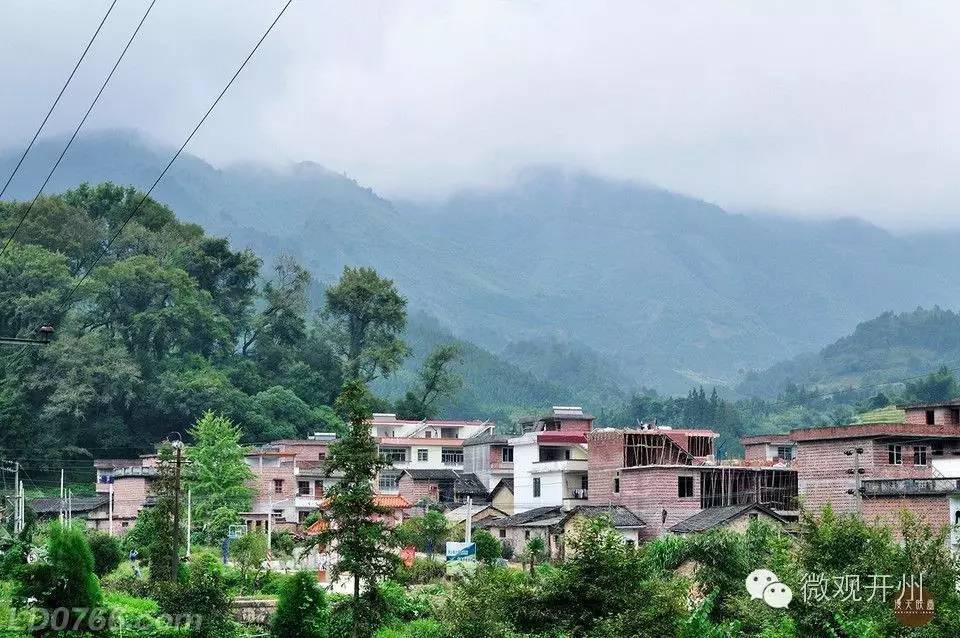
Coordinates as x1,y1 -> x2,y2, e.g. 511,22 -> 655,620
933,458 -> 960,478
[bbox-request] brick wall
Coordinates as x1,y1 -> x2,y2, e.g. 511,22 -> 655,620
111,476 -> 149,520
398,475 -> 439,504
861,496 -> 949,538
795,439 -> 874,514
744,443 -> 768,461
586,430 -> 625,506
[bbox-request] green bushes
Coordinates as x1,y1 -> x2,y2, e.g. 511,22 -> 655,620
272,571 -> 328,638
88,531 -> 124,577
155,553 -> 237,638
394,557 -> 445,585
472,530 -> 501,564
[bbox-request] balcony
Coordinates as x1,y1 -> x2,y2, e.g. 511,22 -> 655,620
531,459 -> 588,474
861,478 -> 960,497
295,496 -> 322,509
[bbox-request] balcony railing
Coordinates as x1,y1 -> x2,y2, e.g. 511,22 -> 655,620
861,478 -> 960,497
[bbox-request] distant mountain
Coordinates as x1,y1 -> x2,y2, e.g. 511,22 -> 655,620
6,131 -> 960,394
737,306 -> 960,398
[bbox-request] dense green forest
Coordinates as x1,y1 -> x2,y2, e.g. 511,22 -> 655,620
2,182 -> 960,472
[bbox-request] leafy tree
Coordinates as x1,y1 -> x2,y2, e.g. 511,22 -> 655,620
272,570 -> 329,638
156,552 -> 237,638
14,523 -> 103,634
418,511 -> 449,558
86,530 -> 123,577
325,266 -> 409,381
0,241 -> 73,339
185,411 -> 255,544
524,537 -> 546,574
395,344 -> 463,420
472,529 -> 501,564
312,379 -> 398,634
149,442 -> 184,583
231,530 -> 268,586
241,255 -> 310,359
903,365 -> 959,405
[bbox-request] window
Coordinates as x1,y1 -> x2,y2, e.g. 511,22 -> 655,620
613,472 -> 620,494
580,475 -> 589,490
417,448 -> 429,462
927,410 -> 936,425
533,477 -> 541,498
502,447 -> 514,463
273,479 -> 284,494
441,427 -> 458,438
914,446 -> 928,466
678,476 -> 694,498
933,441 -> 945,457
298,510 -> 309,523
564,448 -> 572,460
314,481 -> 324,496
953,409 -> 960,424
441,448 -> 463,464
380,448 -> 407,463
122,521 -> 129,528
298,481 -> 310,496
776,446 -> 794,461
378,471 -> 401,493
273,509 -> 284,520
318,452 -> 326,460
524,530 -> 531,540
499,529 -> 506,538
888,444 -> 902,465
424,431 -> 432,438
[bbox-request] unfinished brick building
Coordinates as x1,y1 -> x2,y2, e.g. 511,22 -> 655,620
750,398 -> 960,542
588,426 -> 797,538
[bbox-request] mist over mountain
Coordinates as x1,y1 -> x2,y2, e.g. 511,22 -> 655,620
4,131 -> 960,395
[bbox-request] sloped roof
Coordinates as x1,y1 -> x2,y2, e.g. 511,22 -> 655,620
491,477 -> 514,495
374,494 -> 412,509
478,506 -> 562,529
462,433 -> 512,447
400,470 -> 488,497
670,504 -> 787,534
558,505 -> 646,529
29,495 -> 109,515
445,503 -> 508,525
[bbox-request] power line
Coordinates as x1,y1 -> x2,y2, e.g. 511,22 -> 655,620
0,0 -> 118,201
0,0 -> 157,259
48,0 -> 293,326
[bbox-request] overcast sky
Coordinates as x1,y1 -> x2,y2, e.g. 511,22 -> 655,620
3,1 -> 959,229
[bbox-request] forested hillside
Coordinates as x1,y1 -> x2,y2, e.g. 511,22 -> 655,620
737,307 -> 960,399
6,132 -> 960,392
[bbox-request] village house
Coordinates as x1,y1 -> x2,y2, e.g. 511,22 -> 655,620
462,433 -> 514,490
509,406 -> 593,514
395,469 -> 487,506
370,413 -> 493,495
756,398 -> 960,542
588,425 -> 797,539
669,502 -> 789,535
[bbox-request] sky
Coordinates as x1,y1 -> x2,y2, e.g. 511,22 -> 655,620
2,0 -> 960,229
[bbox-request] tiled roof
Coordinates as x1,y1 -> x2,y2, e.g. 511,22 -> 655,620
444,503 -> 507,524
400,470 -> 488,497
477,506 -> 562,529
559,505 -> 646,529
305,519 -> 328,535
491,477 -> 514,495
899,398 -> 960,410
740,433 -> 793,445
374,494 -> 412,509
670,504 -> 787,534
29,495 -> 109,515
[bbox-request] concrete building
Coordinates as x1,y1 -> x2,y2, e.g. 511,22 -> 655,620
462,433 -> 514,490
509,407 -> 593,513
370,413 -> 493,495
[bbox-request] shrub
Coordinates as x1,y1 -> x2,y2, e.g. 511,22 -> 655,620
271,571 -> 328,638
88,531 -> 124,577
373,618 -> 444,638
394,557 -> 445,585
155,553 -> 236,638
472,530 -> 501,565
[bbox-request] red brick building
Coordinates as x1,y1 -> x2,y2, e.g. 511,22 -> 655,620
588,426 -> 797,538
747,399 -> 960,541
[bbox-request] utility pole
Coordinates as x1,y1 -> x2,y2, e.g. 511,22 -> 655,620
59,469 -> 64,525
845,446 -> 865,514
186,489 -> 192,557
108,482 -> 114,536
12,462 -> 19,534
464,496 -> 473,544
171,440 -> 183,576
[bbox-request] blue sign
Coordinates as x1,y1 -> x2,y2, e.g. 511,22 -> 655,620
445,542 -> 476,562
